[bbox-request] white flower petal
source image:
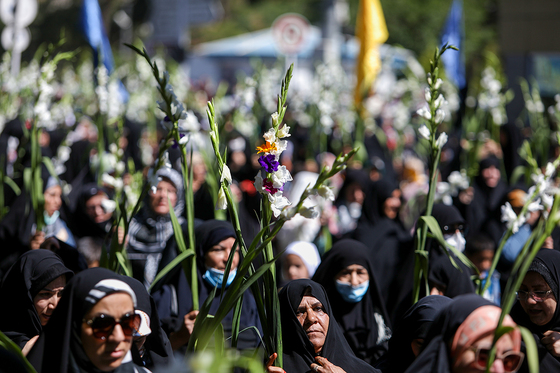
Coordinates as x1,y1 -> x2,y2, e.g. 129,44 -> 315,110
221,165 -> 232,184
436,132 -> 448,148
418,125 -> 431,140
216,187 -> 228,210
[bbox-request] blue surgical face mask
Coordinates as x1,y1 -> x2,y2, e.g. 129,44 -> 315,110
203,267 -> 237,288
335,280 -> 369,303
43,210 -> 60,226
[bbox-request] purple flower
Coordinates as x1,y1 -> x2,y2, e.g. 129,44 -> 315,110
259,154 -> 279,173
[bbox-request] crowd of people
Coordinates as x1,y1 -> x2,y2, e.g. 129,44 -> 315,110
0,104 -> 559,373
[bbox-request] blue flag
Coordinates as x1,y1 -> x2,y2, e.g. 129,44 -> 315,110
80,0 -> 129,103
440,0 -> 465,89
80,0 -> 114,72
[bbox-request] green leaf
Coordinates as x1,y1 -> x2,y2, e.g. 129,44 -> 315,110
0,330 -> 37,373
518,325 -> 539,373
149,247 -> 194,292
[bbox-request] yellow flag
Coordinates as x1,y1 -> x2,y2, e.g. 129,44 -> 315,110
354,0 -> 389,107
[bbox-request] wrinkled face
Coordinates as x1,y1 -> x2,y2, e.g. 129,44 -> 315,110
149,179 -> 177,216
482,166 -> 501,188
383,189 -> 402,220
44,185 -> 62,217
33,275 -> 66,326
204,237 -> 239,272
283,254 -> 309,281
85,194 -> 113,223
453,333 -> 515,373
296,295 -> 329,354
335,264 -> 369,286
519,272 -> 557,326
81,293 -> 134,372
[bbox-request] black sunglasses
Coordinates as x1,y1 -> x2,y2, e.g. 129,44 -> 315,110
83,312 -> 140,340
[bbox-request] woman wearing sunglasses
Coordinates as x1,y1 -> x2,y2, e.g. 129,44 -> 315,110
511,249 -> 560,371
405,293 -> 524,373
27,267 -> 150,373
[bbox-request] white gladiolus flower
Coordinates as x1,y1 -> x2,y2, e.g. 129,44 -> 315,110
102,173 -> 116,187
101,199 -> 117,213
434,78 -> 443,90
317,185 -> 335,201
179,134 -> 190,145
448,171 -> 470,194
546,162 -> 556,178
271,166 -> 292,188
436,132 -> 448,149
299,205 -> 319,219
115,161 -> 125,175
216,187 -> 228,210
268,192 -> 291,217
424,87 -> 431,102
501,202 -> 525,234
434,94 -> 445,109
109,143 -> 118,154
417,106 -> 431,120
271,140 -> 288,156
527,199 -> 544,212
263,128 -> 276,144
254,174 -> 264,193
278,125 -> 291,138
271,112 -> 279,127
418,125 -> 431,140
280,207 -> 297,220
434,109 -> 446,124
220,165 -> 232,184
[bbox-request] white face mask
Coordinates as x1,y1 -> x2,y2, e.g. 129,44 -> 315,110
444,232 -> 466,252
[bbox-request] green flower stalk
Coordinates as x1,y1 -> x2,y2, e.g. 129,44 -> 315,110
197,64 -> 357,367
412,44 -> 460,303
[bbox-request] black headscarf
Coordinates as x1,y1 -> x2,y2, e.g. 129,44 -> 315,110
194,219 -> 236,271
352,179 -> 412,312
312,239 -> 391,365
119,275 -> 173,369
376,295 -> 452,373
0,250 -> 73,348
279,279 -> 381,373
431,203 -> 465,233
404,294 -> 498,373
27,268 -> 141,373
511,249 -> 560,370
67,183 -> 113,240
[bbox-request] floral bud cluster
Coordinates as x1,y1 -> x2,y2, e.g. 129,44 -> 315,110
253,112 -> 293,217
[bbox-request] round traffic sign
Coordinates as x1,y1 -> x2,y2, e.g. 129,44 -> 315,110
272,13 -> 310,55
0,0 -> 38,27
1,25 -> 30,52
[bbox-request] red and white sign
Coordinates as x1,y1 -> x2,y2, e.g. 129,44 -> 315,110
272,13 -> 310,55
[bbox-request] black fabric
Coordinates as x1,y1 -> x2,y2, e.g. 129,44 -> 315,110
120,276 -> 173,369
0,250 -> 73,348
27,267 -> 142,373
458,155 -> 508,245
352,179 -> 412,312
428,252 -> 476,298
151,220 -> 262,352
279,279 -> 380,373
404,294 -> 495,373
312,239 -> 391,365
511,249 -> 560,370
431,203 -> 465,233
376,295 -> 452,373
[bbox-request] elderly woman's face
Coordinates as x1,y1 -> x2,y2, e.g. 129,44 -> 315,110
453,333 -> 517,373
296,295 -> 329,354
44,185 -> 62,217
81,293 -> 134,372
33,275 -> 66,326
519,271 -> 557,326
204,237 -> 239,272
335,264 -> 369,286
149,179 -> 177,215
